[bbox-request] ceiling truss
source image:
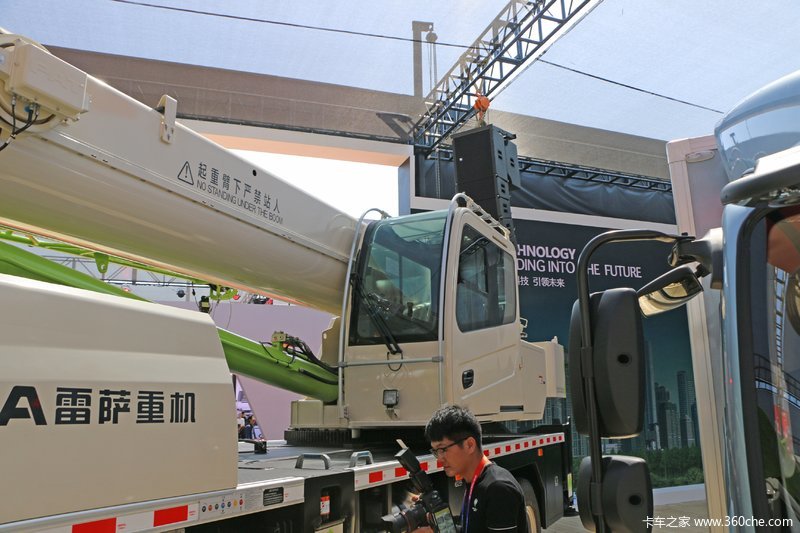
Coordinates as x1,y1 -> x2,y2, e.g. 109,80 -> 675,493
412,0 -> 603,153
431,149 -> 672,191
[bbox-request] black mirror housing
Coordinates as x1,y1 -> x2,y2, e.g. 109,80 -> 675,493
569,288 -> 645,438
577,455 -> 653,532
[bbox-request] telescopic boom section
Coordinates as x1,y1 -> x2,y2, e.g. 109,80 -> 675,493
0,35 -> 358,315
0,240 -> 339,402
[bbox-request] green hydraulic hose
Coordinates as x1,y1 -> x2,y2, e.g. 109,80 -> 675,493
0,240 -> 339,402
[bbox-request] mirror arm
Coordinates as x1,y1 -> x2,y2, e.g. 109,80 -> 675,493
694,263 -> 710,279
672,228 -> 723,289
576,229 -> 684,531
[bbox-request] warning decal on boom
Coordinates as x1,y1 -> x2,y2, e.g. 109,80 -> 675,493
182,160 -> 285,226
177,161 -> 194,185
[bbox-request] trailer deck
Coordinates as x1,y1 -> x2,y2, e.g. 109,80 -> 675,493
2,432 -> 565,533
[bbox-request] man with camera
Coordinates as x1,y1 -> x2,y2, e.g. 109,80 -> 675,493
413,405 -> 528,532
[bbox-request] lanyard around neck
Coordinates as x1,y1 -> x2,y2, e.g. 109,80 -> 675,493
461,456 -> 491,532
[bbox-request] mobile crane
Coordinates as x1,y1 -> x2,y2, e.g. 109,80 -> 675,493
0,32 -> 570,532
570,70 -> 800,531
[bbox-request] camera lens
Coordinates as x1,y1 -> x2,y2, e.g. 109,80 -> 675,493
381,502 -> 429,533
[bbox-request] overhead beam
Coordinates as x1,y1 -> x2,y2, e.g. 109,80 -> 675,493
412,0 -> 604,153
517,158 -> 672,192
430,149 -> 672,192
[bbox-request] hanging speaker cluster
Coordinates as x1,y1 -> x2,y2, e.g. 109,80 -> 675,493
452,125 -> 520,244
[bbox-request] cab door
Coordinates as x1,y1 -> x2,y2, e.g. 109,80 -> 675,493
444,209 -> 523,417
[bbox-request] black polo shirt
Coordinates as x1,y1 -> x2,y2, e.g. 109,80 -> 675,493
461,462 -> 527,532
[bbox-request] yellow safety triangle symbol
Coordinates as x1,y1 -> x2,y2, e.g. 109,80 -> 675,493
177,161 -> 194,185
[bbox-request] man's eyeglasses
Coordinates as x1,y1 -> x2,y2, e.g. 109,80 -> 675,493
430,437 -> 467,458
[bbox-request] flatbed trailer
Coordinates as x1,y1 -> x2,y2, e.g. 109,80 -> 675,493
4,433 -> 569,533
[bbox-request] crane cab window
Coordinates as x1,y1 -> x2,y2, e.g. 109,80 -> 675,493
455,224 -> 516,332
349,211 -> 446,346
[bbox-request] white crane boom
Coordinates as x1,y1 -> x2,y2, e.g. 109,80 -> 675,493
0,34 -> 358,314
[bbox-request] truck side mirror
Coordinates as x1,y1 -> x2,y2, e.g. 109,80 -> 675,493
569,288 -> 644,438
637,264 -> 703,317
577,455 -> 653,532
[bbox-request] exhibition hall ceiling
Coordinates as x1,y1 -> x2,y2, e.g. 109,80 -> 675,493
3,0 -> 799,141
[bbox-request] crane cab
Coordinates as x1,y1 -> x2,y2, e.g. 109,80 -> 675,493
291,196 -> 565,434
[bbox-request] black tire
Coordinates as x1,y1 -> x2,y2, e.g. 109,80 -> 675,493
518,478 -> 542,533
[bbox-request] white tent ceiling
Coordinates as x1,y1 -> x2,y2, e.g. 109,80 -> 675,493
3,0 -> 799,141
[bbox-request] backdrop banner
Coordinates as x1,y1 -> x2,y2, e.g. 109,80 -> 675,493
415,156 -> 675,224
514,218 -> 700,487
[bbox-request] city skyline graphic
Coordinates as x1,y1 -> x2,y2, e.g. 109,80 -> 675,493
513,219 -> 700,471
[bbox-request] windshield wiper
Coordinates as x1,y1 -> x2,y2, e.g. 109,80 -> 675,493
460,236 -> 490,257
350,274 -> 403,356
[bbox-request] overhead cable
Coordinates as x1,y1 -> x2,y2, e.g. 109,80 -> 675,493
109,0 -> 471,49
540,60 -> 725,114
109,0 -> 725,114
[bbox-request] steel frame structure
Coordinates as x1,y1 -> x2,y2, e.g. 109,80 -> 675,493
518,157 -> 673,192
429,149 -> 672,192
412,0 -> 603,153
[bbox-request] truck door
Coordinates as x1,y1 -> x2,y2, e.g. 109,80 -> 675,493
445,210 -> 522,416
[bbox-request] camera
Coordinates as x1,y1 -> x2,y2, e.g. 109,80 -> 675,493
381,445 -> 457,533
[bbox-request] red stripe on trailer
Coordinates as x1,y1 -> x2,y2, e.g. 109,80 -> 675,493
72,517 -> 116,533
353,433 -> 563,491
153,505 -> 189,527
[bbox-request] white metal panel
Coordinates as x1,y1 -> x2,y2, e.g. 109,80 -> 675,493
7,42 -> 89,117
666,135 -> 728,532
342,341 -> 442,427
4,478 -> 305,532
0,275 -> 237,524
